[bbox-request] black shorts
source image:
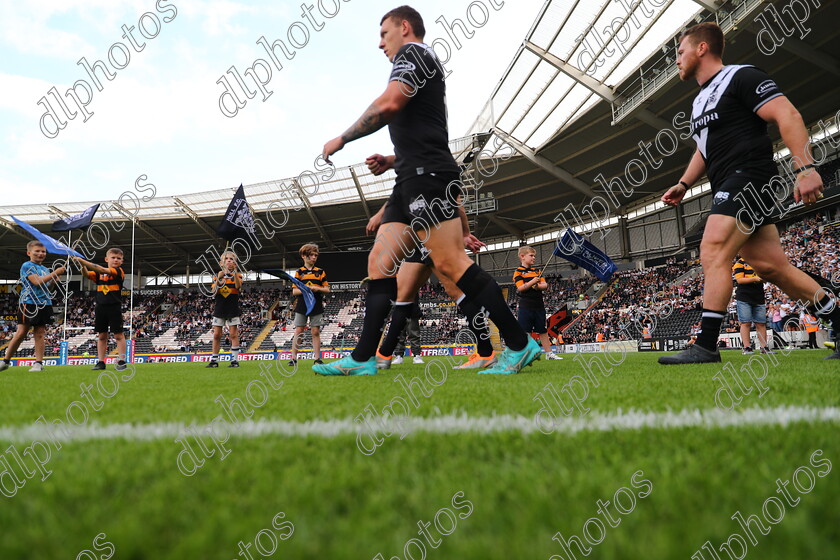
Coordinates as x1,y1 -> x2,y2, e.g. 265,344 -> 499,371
95,304 -> 124,334
708,174 -> 781,229
404,244 -> 433,266
382,172 -> 463,230
18,304 -> 53,327
518,307 -> 547,334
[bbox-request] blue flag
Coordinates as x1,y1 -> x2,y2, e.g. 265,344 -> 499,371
262,269 -> 316,315
217,184 -> 256,244
12,216 -> 84,258
553,230 -> 617,282
52,203 -> 100,231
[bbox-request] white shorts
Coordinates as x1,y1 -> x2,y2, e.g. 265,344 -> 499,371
212,316 -> 241,327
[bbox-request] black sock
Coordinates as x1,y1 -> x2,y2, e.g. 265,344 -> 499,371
456,264 -> 527,351
458,298 -> 494,357
696,309 -> 725,351
379,302 -> 412,357
809,294 -> 840,335
352,277 -> 397,362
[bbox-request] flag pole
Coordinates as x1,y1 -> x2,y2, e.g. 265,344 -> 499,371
221,240 -> 229,280
61,230 -> 73,345
538,249 -> 557,278
128,216 -> 136,363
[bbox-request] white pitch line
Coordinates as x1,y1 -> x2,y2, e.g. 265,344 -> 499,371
0,406 -> 837,444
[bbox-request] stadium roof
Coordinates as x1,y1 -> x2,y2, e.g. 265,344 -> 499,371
2,0 -> 839,280
467,0 -> 840,228
468,0 -> 704,148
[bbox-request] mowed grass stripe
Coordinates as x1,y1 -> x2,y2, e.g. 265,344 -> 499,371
2,354 -> 837,426
0,405 -> 837,443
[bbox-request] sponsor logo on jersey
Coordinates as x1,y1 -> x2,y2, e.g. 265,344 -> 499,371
392,58 -> 416,74
691,111 -> 719,131
755,80 -> 777,95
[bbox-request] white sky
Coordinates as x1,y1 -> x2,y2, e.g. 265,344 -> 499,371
0,0 -> 543,207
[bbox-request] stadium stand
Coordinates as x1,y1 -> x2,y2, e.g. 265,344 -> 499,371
561,210 -> 840,344
260,289 -> 364,352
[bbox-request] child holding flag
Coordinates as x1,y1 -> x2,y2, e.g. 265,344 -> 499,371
0,241 -> 66,372
514,246 -> 562,360
290,243 -> 329,365
74,249 -> 128,371
207,250 -> 244,368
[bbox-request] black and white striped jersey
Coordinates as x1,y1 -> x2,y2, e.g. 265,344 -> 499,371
690,65 -> 783,188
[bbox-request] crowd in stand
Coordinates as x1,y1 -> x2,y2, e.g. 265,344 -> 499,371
416,309 -> 465,345
563,261 -> 694,343
0,294 -> 19,343
271,290 -> 358,335
564,212 -> 839,343
776,214 -> 838,286
766,213 -> 839,328
134,291 -> 207,347
542,274 -> 598,309
418,282 -> 447,298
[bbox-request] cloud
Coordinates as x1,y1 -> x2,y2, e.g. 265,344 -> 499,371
0,15 -> 92,60
196,1 -> 254,36
168,0 -> 280,37
10,131 -> 68,164
0,0 -> 134,59
0,73 -> 58,118
0,173 -> 68,207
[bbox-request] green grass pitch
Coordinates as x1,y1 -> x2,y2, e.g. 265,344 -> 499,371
0,351 -> 837,559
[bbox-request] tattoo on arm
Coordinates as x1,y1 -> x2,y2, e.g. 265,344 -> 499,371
341,103 -> 386,143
